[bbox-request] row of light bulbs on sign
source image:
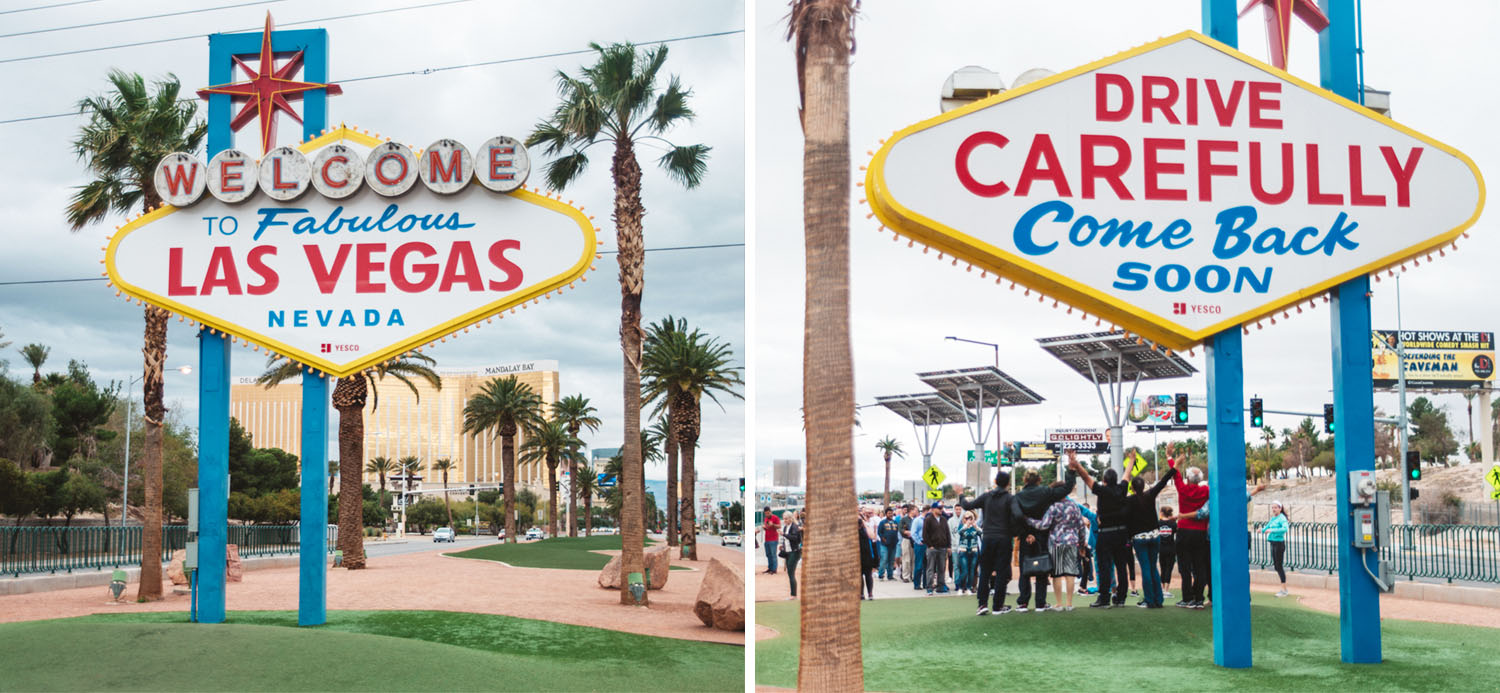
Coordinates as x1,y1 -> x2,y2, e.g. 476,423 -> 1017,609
855,137 -> 1469,360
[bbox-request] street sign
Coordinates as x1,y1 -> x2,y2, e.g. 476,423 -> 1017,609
866,31 -> 1483,351
966,449 -> 999,466
1485,465 -> 1500,491
922,466 -> 947,489
719,501 -> 731,508
1491,488 -> 1500,501
107,126 -> 596,377
925,488 -> 943,500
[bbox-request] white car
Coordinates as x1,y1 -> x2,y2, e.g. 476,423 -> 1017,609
433,527 -> 455,543
525,528 -> 544,541
721,533 -> 742,547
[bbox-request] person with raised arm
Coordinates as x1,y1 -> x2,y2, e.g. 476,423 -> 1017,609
1168,444 -> 1211,609
957,469 -> 1018,615
1068,452 -> 1130,608
1124,464 -> 1177,608
1010,452 -> 1079,612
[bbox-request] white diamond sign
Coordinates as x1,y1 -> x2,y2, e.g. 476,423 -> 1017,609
104,127 -> 596,377
867,31 -> 1483,350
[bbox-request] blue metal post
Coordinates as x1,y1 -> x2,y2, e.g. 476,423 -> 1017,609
204,25 -> 332,625
299,374 -> 328,626
196,332 -> 229,624
1201,0 -> 1251,669
1320,0 -> 1382,664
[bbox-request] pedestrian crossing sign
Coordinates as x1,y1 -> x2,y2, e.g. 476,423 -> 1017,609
1485,465 -> 1500,491
923,466 -> 946,489
926,488 -> 943,500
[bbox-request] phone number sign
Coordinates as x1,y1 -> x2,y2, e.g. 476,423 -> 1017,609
867,31 -> 1482,350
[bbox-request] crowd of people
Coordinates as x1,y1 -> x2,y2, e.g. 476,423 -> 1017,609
762,443 -> 1286,613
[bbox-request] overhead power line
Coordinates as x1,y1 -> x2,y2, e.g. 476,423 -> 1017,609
0,0 -> 285,39
0,0 -> 478,65
0,27 -> 744,126
0,0 -> 107,16
0,243 -> 744,287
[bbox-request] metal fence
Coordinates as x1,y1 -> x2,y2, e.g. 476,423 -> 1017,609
0,525 -> 332,578
1248,521 -> 1500,584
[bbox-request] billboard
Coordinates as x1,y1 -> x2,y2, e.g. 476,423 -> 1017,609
105,126 -> 595,377
1372,330 -> 1495,389
1044,428 -> 1110,454
866,31 -> 1483,350
772,459 -> 802,487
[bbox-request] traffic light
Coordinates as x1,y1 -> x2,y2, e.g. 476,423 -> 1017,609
1249,397 -> 1264,428
738,477 -> 745,493
1405,450 -> 1421,482
1323,403 -> 1335,434
1174,393 -> 1189,423
467,485 -> 475,496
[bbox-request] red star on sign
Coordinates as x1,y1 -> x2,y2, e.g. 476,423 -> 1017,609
1239,0 -> 1330,71
196,13 -> 342,154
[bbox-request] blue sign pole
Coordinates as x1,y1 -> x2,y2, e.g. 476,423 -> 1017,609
1320,0 -> 1383,663
204,23 -> 332,625
1200,0 -> 1252,670
299,374 -> 328,626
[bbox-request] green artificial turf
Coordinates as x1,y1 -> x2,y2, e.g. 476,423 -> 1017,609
0,610 -> 741,692
448,535 -> 686,571
756,593 -> 1500,691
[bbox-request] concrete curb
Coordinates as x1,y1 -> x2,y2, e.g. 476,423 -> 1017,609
0,554 -> 333,597
1249,569 -> 1500,608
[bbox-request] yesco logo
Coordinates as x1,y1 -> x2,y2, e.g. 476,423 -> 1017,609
867,32 -> 1482,350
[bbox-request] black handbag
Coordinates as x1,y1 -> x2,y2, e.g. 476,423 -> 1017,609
1021,552 -> 1053,577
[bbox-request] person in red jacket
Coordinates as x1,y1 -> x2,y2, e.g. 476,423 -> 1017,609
1168,443 -> 1211,609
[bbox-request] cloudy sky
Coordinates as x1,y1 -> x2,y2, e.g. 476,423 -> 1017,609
752,1 -> 1499,493
0,1 -> 745,482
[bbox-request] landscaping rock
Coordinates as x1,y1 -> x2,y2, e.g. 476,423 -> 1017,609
167,549 -> 189,585
693,558 -> 744,631
597,544 -> 671,590
226,544 -> 243,582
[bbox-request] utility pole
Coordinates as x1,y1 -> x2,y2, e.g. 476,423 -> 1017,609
1397,275 -> 1411,523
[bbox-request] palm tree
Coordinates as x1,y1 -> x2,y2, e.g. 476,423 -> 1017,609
551,394 -> 602,538
519,419 -> 584,538
397,455 -> 424,529
789,1 -> 862,687
643,316 -> 686,547
67,70 -> 204,602
641,321 -> 743,560
18,344 -> 49,385
258,353 -> 440,569
328,459 -> 339,497
365,456 -> 395,497
875,436 -> 905,508
431,458 -> 457,529
462,375 -> 543,544
528,41 -> 709,605
573,468 -> 598,536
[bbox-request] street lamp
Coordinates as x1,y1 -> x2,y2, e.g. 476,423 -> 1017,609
944,335 -> 998,367
121,365 -> 193,526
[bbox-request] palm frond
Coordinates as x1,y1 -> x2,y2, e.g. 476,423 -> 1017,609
656,143 -> 711,189
544,151 -> 590,191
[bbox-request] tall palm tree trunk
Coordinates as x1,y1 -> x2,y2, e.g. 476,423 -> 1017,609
792,1 -> 862,688
135,304 -> 168,601
546,459 -> 561,537
615,137 -> 648,606
882,452 -> 892,509
567,438 -> 580,538
442,471 -> 453,530
665,419 -> 679,547
336,406 -> 366,569
585,494 -> 594,537
678,425 -> 699,561
502,429 -> 517,543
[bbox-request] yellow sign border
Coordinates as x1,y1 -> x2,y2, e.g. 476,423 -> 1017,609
867,30 -> 1485,351
103,125 -> 597,377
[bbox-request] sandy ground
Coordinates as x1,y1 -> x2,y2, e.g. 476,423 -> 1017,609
0,543 -> 745,646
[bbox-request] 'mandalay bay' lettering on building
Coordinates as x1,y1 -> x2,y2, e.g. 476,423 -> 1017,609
867,32 -> 1482,349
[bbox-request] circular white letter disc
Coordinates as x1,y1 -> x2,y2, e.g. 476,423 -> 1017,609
206,149 -> 259,203
153,152 -> 206,207
365,142 -> 419,197
476,136 -> 530,193
257,147 -> 312,201
418,139 -> 474,194
311,144 -> 365,200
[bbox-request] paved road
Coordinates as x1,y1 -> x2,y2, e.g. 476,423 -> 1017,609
698,532 -> 745,553
363,534 -> 489,559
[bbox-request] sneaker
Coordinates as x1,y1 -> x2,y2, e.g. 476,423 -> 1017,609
1016,605 -> 1029,613
1162,590 -> 1173,598
1191,601 -> 1205,610
926,590 -> 934,596
1275,589 -> 1288,598
1175,600 -> 1191,608
976,606 -> 990,616
1147,603 -> 1164,609
1088,600 -> 1111,609
1065,605 -> 1075,612
1076,588 -> 1091,596
1137,601 -> 1149,608
1131,590 -> 1140,596
1136,599 -> 1146,606
1036,604 -> 1049,612
996,605 -> 1014,614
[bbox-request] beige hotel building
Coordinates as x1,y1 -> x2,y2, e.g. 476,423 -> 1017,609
229,360 -> 562,492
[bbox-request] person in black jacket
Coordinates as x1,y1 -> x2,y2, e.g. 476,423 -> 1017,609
1011,454 -> 1080,612
1070,461 -> 1130,608
922,502 -> 952,595
782,511 -> 804,598
1124,468 -> 1176,608
958,468 -> 1016,615
1158,506 -> 1178,598
858,510 -> 879,599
